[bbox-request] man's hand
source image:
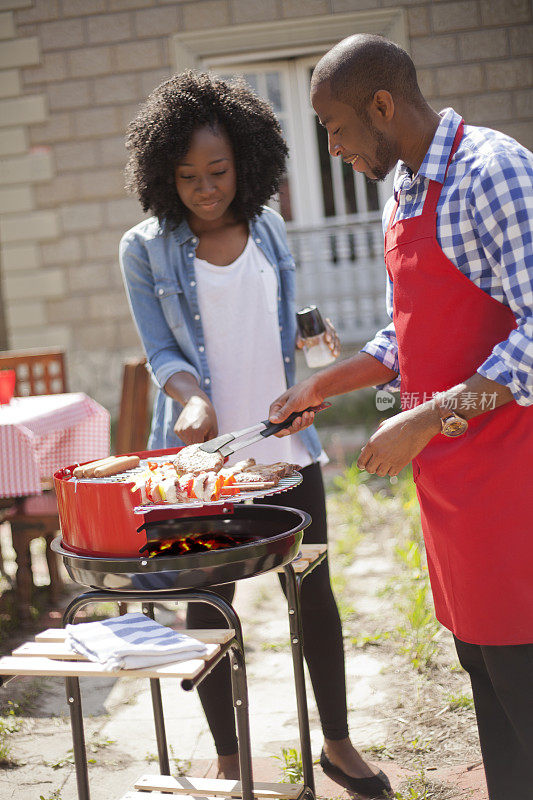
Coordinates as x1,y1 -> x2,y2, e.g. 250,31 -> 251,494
174,396 -> 218,444
269,378 -> 323,437
358,404 -> 441,477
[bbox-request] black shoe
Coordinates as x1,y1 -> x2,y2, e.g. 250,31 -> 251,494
320,749 -> 392,798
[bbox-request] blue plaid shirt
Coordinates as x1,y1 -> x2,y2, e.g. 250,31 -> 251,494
362,108 -> 533,405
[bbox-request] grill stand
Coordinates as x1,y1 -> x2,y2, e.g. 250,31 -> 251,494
60,552 -> 325,800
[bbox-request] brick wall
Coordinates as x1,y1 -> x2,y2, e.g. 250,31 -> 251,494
1,0 -> 531,413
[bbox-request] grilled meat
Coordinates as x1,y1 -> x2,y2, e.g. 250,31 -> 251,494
174,445 -> 224,476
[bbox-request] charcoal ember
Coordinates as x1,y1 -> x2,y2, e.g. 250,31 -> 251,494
140,531 -> 261,558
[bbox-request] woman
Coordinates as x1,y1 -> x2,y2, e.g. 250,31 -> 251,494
119,71 -> 391,798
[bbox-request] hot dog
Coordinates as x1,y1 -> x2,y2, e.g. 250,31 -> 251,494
93,455 -> 140,478
73,457 -> 116,479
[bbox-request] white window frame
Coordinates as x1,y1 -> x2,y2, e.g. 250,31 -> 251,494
172,10 -> 407,74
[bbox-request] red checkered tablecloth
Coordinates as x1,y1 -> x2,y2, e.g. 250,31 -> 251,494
0,393 -> 110,498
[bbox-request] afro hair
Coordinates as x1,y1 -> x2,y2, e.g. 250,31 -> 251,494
124,71 -> 288,228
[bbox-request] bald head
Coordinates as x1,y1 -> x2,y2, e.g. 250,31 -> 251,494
312,34 -> 424,114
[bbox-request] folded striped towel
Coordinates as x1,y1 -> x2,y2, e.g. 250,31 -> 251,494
66,612 -> 209,671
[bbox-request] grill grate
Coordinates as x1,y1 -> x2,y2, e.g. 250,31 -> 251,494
66,457 -> 302,513
133,472 -> 303,513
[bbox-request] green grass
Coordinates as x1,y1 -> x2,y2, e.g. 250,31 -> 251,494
446,692 -> 474,710
387,472 -> 442,672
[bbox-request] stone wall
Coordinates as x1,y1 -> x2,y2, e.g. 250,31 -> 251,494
0,0 -> 531,413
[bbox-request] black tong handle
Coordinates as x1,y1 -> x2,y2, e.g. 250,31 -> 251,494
259,402 -> 331,438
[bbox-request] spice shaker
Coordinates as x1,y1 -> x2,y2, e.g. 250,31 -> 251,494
296,306 -> 337,368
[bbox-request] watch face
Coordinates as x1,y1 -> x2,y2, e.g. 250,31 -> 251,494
442,416 -> 468,437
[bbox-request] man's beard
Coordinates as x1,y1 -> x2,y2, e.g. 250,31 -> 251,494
370,128 -> 393,182
361,111 -> 393,182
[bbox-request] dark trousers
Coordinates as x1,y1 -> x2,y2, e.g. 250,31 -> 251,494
454,636 -> 533,800
186,462 -> 349,755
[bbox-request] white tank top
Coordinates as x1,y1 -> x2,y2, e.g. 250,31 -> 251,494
194,237 -> 314,467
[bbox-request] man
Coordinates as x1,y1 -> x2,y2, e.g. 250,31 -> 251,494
269,34 -> 533,800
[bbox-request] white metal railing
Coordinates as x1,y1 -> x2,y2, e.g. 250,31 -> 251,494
286,214 -> 389,345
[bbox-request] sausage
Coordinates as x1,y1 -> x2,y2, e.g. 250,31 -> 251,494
93,455 -> 140,478
73,457 -> 115,479
83,457 -> 118,478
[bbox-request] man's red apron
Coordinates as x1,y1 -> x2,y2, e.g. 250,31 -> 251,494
385,121 -> 533,646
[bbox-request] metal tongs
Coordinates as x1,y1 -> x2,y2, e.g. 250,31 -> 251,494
199,402 -> 331,459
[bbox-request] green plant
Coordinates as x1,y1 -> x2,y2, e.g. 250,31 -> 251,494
46,751 -> 77,769
45,734 -> 114,770
169,745 -> 191,776
273,747 -> 303,784
0,702 -> 23,766
389,532 -> 442,672
395,581 -> 441,671
408,736 -> 433,755
393,766 -> 431,799
39,791 -> 62,800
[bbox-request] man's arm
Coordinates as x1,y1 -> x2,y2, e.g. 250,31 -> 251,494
269,352 -> 398,435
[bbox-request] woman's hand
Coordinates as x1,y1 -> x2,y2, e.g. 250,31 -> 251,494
357,405 -> 441,477
268,377 -> 323,437
174,396 -> 218,444
296,318 -> 340,357
324,317 -> 340,358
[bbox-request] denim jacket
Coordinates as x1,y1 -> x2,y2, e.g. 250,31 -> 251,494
119,205 -> 322,459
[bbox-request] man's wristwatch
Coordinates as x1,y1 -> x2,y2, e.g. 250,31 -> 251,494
434,395 -> 468,437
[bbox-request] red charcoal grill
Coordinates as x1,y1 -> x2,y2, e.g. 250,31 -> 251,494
51,448 -> 320,800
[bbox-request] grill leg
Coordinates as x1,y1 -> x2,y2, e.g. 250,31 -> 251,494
65,675 -> 91,800
284,564 -> 315,796
143,602 -> 171,776
228,640 -> 254,800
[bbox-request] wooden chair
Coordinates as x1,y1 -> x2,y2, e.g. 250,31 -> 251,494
0,349 -> 67,621
115,356 -> 151,455
114,357 -> 151,617
0,348 -> 67,397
